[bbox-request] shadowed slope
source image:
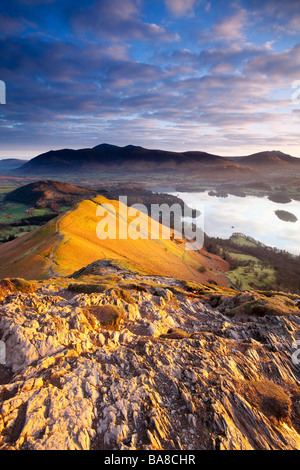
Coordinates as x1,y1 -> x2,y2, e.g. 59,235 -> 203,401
15,144 -> 254,176
229,151 -> 300,168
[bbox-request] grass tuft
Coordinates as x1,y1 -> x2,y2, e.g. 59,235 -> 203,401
83,305 -> 125,330
160,328 -> 191,339
238,380 -> 292,423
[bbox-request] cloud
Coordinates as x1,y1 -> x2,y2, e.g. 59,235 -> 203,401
248,0 -> 300,35
212,9 -> 247,42
1,0 -> 300,157
72,0 -> 178,43
199,8 -> 248,44
17,0 -> 55,4
107,61 -> 163,84
158,41 -> 271,79
165,0 -> 198,17
0,13 -> 28,36
1,26 -> 298,157
244,43 -> 300,82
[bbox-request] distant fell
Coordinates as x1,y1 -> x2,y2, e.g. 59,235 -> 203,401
228,151 -> 300,168
5,180 -> 99,208
14,144 -> 254,177
0,158 -> 29,172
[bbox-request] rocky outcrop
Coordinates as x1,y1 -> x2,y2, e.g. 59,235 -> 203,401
0,261 -> 299,450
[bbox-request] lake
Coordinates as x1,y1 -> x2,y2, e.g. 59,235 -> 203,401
165,190 -> 300,256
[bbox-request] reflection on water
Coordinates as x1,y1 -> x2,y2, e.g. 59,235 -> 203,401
168,191 -> 300,256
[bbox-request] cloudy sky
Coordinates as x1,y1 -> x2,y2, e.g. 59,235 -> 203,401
0,0 -> 300,159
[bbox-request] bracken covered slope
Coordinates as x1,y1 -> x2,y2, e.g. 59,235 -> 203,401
0,260 -> 299,450
0,196 -> 229,284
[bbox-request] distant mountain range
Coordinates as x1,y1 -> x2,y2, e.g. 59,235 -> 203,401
4,144 -> 300,177
0,158 -> 29,171
13,144 -> 247,176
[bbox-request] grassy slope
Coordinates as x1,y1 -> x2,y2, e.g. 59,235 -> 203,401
0,220 -> 60,279
226,264 -> 276,290
0,195 -> 61,242
54,196 -> 228,283
225,251 -> 275,290
230,234 -> 257,247
0,195 -> 230,283
219,236 -> 277,290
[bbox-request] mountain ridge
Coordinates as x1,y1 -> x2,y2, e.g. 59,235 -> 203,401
9,144 -> 253,176
0,195 -> 229,284
10,144 -> 300,178
228,150 -> 300,168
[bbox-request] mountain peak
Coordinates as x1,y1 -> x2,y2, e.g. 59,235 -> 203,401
123,144 -> 144,150
92,143 -> 118,151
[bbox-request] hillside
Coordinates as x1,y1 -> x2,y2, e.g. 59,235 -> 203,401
1,181 -> 200,246
0,261 -> 299,450
4,180 -> 197,216
229,151 -> 300,169
14,144 -> 254,177
204,233 -> 300,294
0,195 -> 229,284
5,180 -> 99,209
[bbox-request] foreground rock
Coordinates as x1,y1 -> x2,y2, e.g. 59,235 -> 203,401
0,261 -> 299,450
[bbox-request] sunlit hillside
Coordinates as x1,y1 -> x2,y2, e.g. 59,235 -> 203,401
0,195 -> 229,283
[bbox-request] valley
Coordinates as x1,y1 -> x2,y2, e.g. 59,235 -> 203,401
1,160 -> 300,294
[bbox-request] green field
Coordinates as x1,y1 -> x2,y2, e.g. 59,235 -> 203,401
226,263 -> 276,290
227,252 -> 258,262
0,185 -> 17,194
0,190 -> 61,245
224,243 -> 276,289
0,224 -> 39,240
0,201 -> 50,224
230,234 -> 257,247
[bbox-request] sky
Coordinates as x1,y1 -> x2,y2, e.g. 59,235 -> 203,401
0,0 -> 300,159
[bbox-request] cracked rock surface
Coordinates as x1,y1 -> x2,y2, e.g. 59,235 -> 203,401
0,261 -> 300,450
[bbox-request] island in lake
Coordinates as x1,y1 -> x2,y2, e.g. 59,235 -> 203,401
275,210 -> 298,223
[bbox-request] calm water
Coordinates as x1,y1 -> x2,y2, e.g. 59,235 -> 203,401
167,191 -> 300,256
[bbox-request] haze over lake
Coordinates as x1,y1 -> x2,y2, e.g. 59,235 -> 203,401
167,191 -> 300,256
